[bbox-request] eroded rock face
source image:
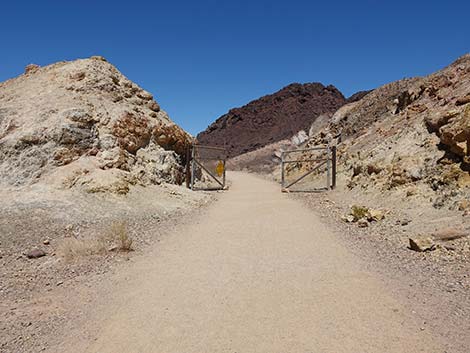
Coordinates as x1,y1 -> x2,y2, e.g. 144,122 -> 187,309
302,53 -> 470,209
0,57 -> 191,192
153,122 -> 190,157
113,112 -> 152,154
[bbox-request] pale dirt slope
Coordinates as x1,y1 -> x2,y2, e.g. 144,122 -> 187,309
57,172 -> 446,353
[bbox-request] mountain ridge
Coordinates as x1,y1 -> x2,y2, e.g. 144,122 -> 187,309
197,82 -> 347,157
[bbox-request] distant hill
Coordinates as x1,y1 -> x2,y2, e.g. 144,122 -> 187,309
197,83 -> 347,157
346,90 -> 373,103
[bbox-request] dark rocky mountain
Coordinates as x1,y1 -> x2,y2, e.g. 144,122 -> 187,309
197,83 -> 347,157
346,90 -> 373,103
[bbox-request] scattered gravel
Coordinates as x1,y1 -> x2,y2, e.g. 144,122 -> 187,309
291,186 -> 470,353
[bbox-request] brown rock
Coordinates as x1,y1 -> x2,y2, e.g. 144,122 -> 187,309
357,218 -> 369,228
407,103 -> 428,114
25,249 -> 46,259
107,245 -> 119,252
90,55 -> 107,62
88,147 -> 99,156
25,64 -> 40,74
458,199 -> 470,211
152,123 -> 191,156
113,112 -> 151,154
431,75 -> 452,89
341,214 -> 355,223
409,237 -> 435,252
367,209 -> 385,222
424,110 -> 459,133
147,101 -> 160,112
400,219 -> 411,226
137,91 -> 153,101
366,164 -> 382,175
70,72 -> 86,81
438,105 -> 470,157
455,95 -> 470,106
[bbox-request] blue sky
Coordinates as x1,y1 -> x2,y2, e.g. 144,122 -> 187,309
1,1 -> 469,135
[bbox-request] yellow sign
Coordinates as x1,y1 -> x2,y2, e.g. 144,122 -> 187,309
216,161 -> 225,177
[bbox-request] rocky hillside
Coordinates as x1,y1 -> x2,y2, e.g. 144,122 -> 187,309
197,83 -> 346,157
302,54 -> 470,211
0,57 -> 191,194
280,55 -> 470,316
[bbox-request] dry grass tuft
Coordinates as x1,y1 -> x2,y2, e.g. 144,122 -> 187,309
107,221 -> 133,252
58,221 -> 133,262
58,237 -> 107,262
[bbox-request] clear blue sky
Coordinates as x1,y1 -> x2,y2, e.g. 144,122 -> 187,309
1,1 -> 469,135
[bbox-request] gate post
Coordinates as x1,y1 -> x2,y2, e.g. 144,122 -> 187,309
222,158 -> 226,189
326,145 -> 331,190
185,145 -> 191,189
331,145 -> 337,189
281,151 -> 285,189
190,145 -> 195,190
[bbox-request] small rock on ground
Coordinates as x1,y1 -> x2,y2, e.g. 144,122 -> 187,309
25,249 -> 46,259
409,237 -> 435,252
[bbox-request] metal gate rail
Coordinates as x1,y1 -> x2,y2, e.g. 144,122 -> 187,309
187,144 -> 227,191
281,145 -> 336,192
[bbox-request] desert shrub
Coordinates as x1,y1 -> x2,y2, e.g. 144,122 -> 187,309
106,221 -> 133,252
58,237 -> 107,262
351,205 -> 369,221
58,221 -> 133,262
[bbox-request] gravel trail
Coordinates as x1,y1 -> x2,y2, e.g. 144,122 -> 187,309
59,172 -> 444,353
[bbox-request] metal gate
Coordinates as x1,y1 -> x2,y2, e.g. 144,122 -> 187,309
280,145 -> 336,192
187,144 -> 227,191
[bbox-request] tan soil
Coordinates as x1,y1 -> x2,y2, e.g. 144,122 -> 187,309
49,172 -> 465,353
0,183 -> 213,353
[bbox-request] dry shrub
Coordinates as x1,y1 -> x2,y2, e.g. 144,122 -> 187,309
58,237 -> 107,262
351,205 -> 369,221
106,221 -> 133,252
58,221 -> 133,262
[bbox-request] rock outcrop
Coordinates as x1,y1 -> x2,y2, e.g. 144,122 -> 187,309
197,83 -> 346,158
303,53 -> 470,210
0,57 -> 191,193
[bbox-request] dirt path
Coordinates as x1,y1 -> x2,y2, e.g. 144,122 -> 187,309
57,172 -> 445,353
